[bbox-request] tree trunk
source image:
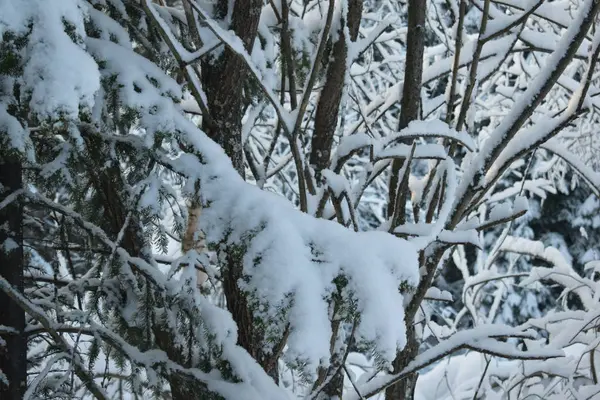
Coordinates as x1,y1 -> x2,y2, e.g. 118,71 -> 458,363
83,133 -> 212,400
0,157 -> 26,399
386,324 -> 419,399
387,0 -> 426,399
200,0 -> 271,374
308,0 -> 363,394
309,0 -> 363,182
201,0 -> 262,176
387,0 -> 426,220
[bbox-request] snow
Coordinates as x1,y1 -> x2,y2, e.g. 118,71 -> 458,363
491,0 -> 575,31
408,175 -> 426,205
486,195 -> 528,226
2,237 -> 19,253
332,120 -> 474,170
488,179 -> 556,203
0,104 -> 31,158
513,195 -> 529,213
348,324 -> 563,400
520,29 -> 590,60
541,138 -> 600,196
331,133 -> 372,169
18,0 -> 101,121
438,229 -> 480,247
193,161 -> 421,368
424,287 -> 453,302
414,352 -> 491,400
0,0 -> 36,35
374,143 -> 447,161
86,5 -> 132,48
7,0 -> 600,398
2,3 -> 416,394
486,114 -> 572,186
79,14 -> 421,376
489,201 -> 512,222
86,37 -> 183,135
383,119 -> 476,151
393,223 -> 480,248
456,0 -> 596,210
321,169 -> 349,197
502,236 -> 596,310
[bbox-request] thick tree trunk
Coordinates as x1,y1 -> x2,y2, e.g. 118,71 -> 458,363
200,0 -> 271,375
0,157 -> 26,399
201,0 -> 262,176
386,0 -> 426,399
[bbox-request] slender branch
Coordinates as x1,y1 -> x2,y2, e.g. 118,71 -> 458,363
0,277 -> 109,400
350,326 -> 563,400
445,0 -> 467,126
292,0 -> 336,136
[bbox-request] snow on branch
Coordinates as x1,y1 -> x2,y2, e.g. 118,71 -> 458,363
500,236 -> 596,309
83,14 -> 421,377
541,138 -> 600,196
349,324 -> 563,400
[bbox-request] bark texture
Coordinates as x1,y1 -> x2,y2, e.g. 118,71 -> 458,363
386,0 -> 427,399
200,0 -> 271,374
387,0 -> 426,220
201,0 -> 263,175
308,0 -> 363,395
309,0 -> 363,182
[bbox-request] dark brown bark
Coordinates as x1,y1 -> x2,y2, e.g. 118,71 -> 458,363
0,157 -> 26,400
386,324 -> 419,400
201,0 -> 262,175
386,1 -> 426,399
153,329 -> 202,400
313,318 -> 344,398
306,1 -> 363,394
200,0 -> 270,375
387,0 -> 426,220
309,0 -> 363,182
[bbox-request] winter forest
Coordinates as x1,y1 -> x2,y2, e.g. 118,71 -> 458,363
4,0 -> 600,399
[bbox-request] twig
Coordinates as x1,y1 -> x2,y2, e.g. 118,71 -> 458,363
344,364 -> 365,400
